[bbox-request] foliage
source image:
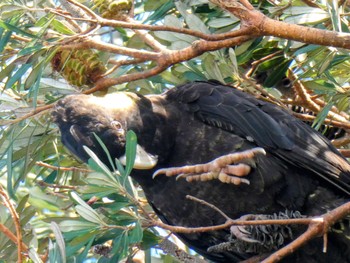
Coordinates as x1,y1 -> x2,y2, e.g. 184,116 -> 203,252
0,0 -> 350,262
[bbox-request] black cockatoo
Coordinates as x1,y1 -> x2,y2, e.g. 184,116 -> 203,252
52,81 -> 350,262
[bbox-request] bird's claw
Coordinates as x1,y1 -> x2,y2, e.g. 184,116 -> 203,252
152,148 -> 265,185
230,215 -> 261,243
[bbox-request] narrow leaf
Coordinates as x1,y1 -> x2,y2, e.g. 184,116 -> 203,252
50,222 -> 66,263
70,192 -> 106,225
5,63 -> 32,89
0,20 -> 37,38
124,130 -> 137,177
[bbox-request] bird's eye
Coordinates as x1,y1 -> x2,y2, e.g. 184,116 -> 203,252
111,120 -> 123,130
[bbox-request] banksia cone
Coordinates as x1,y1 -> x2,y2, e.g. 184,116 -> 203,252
93,0 -> 132,19
51,49 -> 106,87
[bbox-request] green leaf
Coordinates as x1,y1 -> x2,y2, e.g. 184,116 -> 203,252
93,133 -> 116,171
144,1 -> 175,23
0,19 -> 37,38
48,239 -> 63,263
257,56 -> 286,72
141,230 -> 162,250
313,102 -> 334,131
84,146 -> 113,176
51,19 -> 75,35
263,59 -> 293,87
283,7 -> 329,25
0,62 -> 15,83
128,222 -> 143,243
71,192 -> 107,225
6,128 -> 14,199
124,130 -> 137,177
5,63 -> 32,89
51,222 -> 66,263
70,230 -> 98,246
110,231 -> 128,257
18,44 -> 44,56
59,220 -> 99,232
75,236 -> 95,262
0,29 -> 12,53
28,247 -> 43,263
84,171 -> 120,189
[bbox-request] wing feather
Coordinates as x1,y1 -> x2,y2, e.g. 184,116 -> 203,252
166,81 -> 350,195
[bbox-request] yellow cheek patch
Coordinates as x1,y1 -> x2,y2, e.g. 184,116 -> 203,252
87,93 -> 136,112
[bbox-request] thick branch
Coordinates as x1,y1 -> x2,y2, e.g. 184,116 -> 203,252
262,201 -> 350,263
209,0 -> 350,49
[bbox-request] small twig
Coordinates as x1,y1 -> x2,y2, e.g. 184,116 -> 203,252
153,194 -> 350,262
338,149 -> 350,157
332,135 -> 350,147
152,216 -> 313,234
186,195 -> 231,220
37,181 -> 78,190
1,104 -> 52,125
245,50 -> 283,78
124,17 -> 165,52
0,223 -> 28,251
0,185 -> 24,263
58,0 -> 89,18
58,38 -> 159,60
292,112 -> 350,130
65,0 -> 97,19
157,237 -> 208,263
104,58 -> 148,76
35,161 -> 92,173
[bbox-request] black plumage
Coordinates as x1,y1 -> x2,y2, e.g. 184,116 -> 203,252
52,81 -> 350,262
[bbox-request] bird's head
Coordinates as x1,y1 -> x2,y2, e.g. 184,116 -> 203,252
52,92 -> 161,170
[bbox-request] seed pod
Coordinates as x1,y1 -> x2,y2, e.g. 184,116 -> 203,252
51,49 -> 106,87
92,0 -> 132,19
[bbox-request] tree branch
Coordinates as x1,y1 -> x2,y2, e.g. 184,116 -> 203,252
0,185 -> 24,263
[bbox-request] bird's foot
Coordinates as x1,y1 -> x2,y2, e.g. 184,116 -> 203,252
152,148 -> 266,185
209,211 -> 304,254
